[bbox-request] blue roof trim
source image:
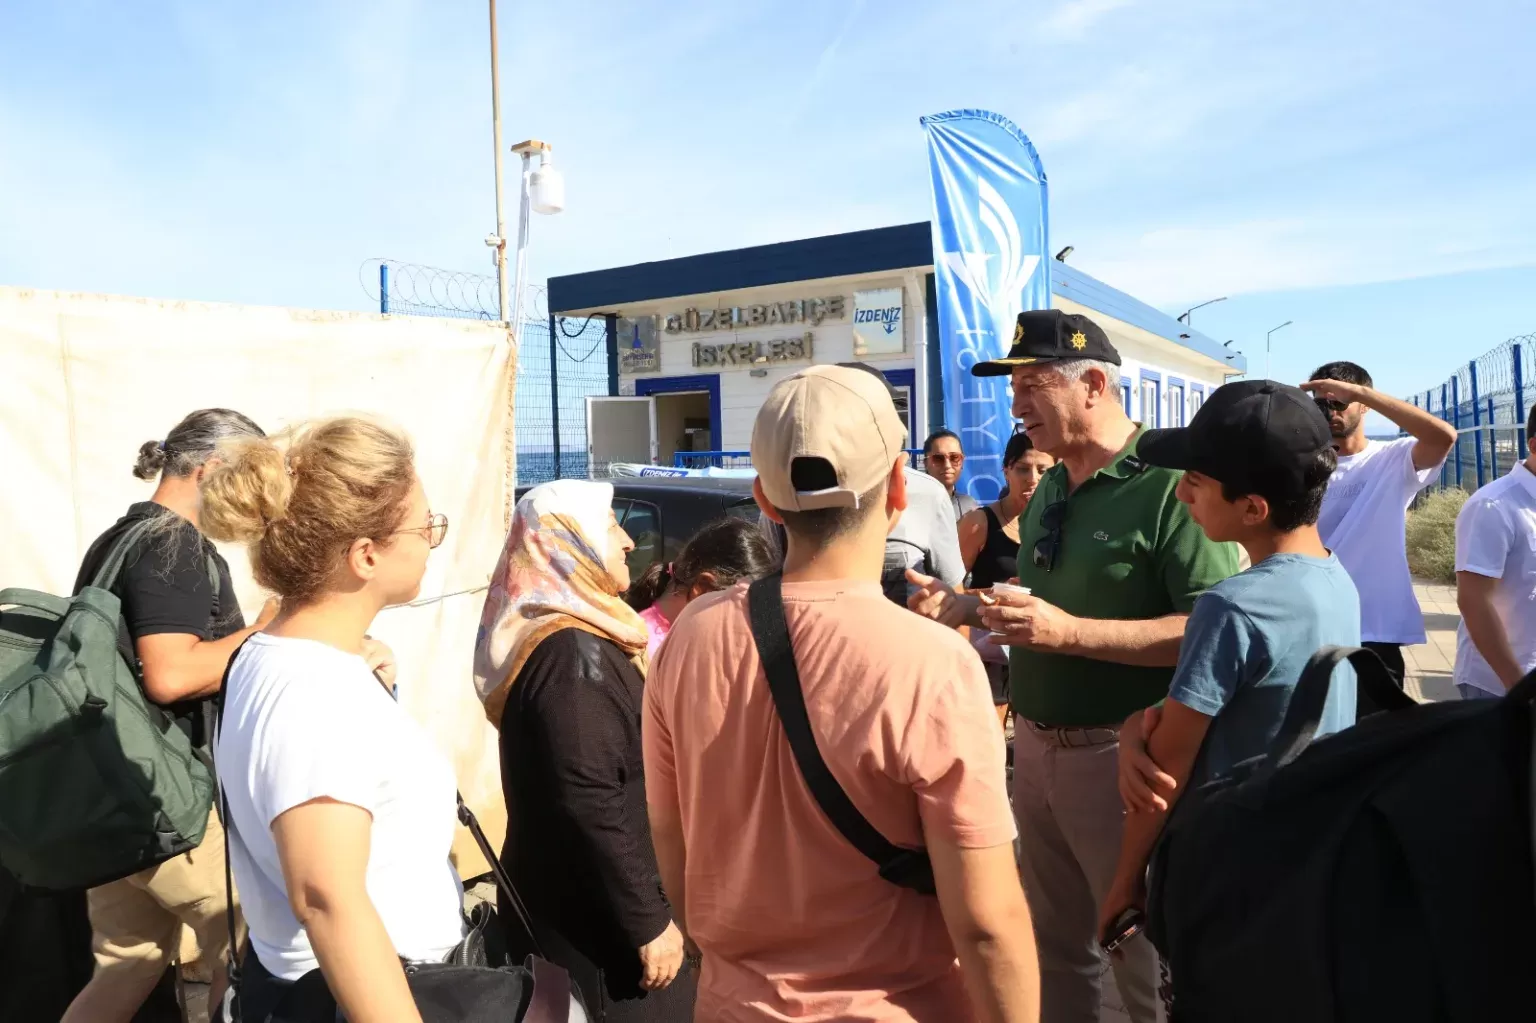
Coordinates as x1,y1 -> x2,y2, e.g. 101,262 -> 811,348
549,221 -> 1245,372
548,222 -> 933,314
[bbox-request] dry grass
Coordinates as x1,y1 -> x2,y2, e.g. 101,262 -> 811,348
1406,488 -> 1469,583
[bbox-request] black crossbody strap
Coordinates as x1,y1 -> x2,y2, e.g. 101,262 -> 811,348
746,575 -> 934,894
369,669 -> 546,961
212,638 -> 250,1006
455,793 -> 545,959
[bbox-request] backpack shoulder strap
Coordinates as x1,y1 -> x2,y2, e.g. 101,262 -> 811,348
86,517 -> 159,593
1258,645 -> 1417,780
203,547 -> 222,624
746,575 -> 934,893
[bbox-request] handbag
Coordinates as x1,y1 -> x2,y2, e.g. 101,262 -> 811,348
212,643 -> 588,1022
746,574 -> 936,894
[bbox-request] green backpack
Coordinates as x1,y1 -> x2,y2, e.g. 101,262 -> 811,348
0,519 -> 215,890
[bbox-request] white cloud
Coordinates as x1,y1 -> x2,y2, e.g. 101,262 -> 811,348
1040,0 -> 1138,40
1073,181 -> 1536,307
785,0 -> 868,127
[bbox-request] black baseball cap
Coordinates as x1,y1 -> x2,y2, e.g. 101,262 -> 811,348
835,361 -> 902,406
1138,380 -> 1332,499
971,309 -> 1121,377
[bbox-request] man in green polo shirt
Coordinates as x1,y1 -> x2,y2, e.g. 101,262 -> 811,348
910,309 -> 1238,1023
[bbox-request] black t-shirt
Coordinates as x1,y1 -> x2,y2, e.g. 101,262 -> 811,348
73,502 -> 246,749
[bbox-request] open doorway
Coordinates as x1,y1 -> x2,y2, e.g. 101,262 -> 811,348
655,390 -> 713,467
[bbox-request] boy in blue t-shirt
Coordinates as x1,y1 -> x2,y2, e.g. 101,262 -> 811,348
1097,379 -> 1360,947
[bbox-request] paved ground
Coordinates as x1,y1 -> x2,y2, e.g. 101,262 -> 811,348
184,583 -> 1465,1023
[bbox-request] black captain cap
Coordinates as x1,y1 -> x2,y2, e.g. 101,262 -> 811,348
1139,379 -> 1332,498
970,310 -> 1121,377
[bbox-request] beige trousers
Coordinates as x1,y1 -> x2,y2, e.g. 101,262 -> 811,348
85,807 -> 243,981
1013,726 -> 1161,1023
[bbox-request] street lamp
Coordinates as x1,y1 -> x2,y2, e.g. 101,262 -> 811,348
508,140 -> 565,335
1178,296 -> 1227,325
1265,320 -> 1293,380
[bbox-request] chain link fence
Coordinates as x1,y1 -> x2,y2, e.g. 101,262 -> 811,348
1406,333 -> 1534,492
362,260 -> 610,485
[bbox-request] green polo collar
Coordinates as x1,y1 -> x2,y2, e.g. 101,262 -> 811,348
1093,423 -> 1151,481
1040,424 -> 1151,497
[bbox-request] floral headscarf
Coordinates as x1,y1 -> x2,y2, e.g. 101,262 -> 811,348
473,479 -> 649,726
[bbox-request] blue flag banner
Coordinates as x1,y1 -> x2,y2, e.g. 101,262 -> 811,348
920,109 -> 1050,502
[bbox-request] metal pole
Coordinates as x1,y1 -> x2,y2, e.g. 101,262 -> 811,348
1451,375 -> 1462,488
488,0 -> 510,325
549,314 -> 562,479
1489,398 -> 1499,478
912,276 -> 929,443
1515,343 -> 1527,460
1471,360 -> 1485,489
379,262 -> 390,315
1440,383 -> 1450,488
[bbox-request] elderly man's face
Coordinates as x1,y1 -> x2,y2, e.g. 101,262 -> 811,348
1011,363 -> 1082,453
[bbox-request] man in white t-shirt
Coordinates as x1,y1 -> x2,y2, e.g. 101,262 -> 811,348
1454,406 -> 1536,699
1303,361 -> 1458,689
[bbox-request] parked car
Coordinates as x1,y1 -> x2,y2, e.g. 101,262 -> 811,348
515,476 -> 760,579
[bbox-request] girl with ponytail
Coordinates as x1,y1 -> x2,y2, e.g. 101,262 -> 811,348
625,517 -> 774,658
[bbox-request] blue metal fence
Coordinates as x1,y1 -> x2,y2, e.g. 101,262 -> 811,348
362,259 -> 610,485
1406,333 -> 1533,492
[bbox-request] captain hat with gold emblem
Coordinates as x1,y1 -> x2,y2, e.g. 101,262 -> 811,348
970,309 -> 1121,377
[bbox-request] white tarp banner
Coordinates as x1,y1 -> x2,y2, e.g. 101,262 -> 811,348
0,287 -> 516,876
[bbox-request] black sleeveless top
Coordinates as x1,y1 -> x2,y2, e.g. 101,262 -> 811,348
969,506 -> 1022,590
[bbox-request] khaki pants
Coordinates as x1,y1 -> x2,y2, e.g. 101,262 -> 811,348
1013,726 -> 1160,1023
85,807 -> 243,987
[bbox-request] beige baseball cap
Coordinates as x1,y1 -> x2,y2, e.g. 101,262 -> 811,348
751,364 -> 909,511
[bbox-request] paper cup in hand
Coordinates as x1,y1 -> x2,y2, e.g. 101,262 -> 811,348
990,583 -> 1032,602
985,583 -> 1031,639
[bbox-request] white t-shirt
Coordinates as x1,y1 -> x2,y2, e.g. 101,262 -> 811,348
215,633 -> 465,981
1454,463 -> 1536,695
1317,437 -> 1443,645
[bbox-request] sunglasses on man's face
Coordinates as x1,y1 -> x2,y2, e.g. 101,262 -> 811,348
1315,397 -> 1350,414
1032,500 -> 1068,572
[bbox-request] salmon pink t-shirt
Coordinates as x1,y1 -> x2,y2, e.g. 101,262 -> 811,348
643,579 -> 1015,1022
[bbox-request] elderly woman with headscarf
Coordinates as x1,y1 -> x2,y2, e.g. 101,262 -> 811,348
474,480 -> 695,1022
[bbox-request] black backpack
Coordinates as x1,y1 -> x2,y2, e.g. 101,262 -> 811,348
1146,646 -> 1536,1022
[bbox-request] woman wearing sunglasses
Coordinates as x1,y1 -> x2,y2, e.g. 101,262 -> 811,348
923,429 -> 980,521
202,417 -> 463,1023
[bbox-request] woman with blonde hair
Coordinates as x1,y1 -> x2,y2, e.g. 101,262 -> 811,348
202,417 -> 464,1023
475,479 -> 695,1021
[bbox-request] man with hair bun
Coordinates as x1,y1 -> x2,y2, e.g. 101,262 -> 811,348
60,409 -> 277,1023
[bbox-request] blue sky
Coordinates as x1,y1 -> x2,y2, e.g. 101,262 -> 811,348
3,0 -> 1533,405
